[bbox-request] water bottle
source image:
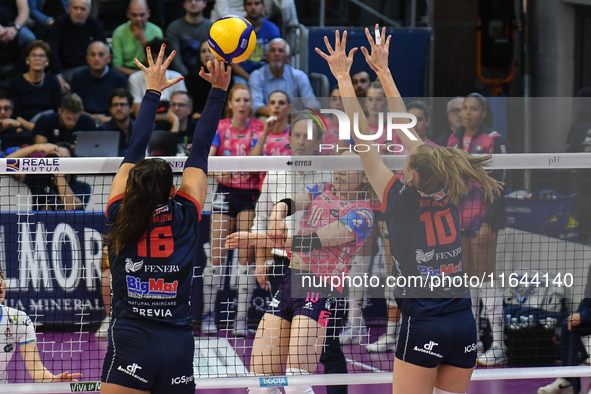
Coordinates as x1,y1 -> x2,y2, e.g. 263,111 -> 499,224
520,315 -> 529,329
510,317 -> 519,330
528,315 -> 535,328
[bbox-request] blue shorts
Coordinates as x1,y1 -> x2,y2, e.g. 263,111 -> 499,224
212,184 -> 260,218
266,268 -> 335,328
396,308 -> 477,369
101,318 -> 195,394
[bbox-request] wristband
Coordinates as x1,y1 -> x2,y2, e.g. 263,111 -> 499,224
291,232 -> 323,253
278,198 -> 296,216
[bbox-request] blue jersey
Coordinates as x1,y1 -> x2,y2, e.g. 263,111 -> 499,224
106,191 -> 201,328
380,174 -> 470,316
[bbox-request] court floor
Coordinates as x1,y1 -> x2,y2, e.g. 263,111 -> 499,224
5,330 -> 587,393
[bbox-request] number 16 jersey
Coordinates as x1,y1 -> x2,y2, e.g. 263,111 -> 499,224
106,192 -> 201,328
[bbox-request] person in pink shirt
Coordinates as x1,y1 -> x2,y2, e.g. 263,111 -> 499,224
202,83 -> 266,337
317,86 -> 343,155
337,80 -> 393,153
250,90 -> 292,156
226,161 -> 376,394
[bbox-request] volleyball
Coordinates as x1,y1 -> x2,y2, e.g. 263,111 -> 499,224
208,16 -> 257,64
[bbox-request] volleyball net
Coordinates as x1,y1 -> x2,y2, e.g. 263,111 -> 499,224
0,153 -> 590,393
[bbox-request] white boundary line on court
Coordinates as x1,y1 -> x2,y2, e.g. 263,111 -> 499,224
3,366 -> 591,393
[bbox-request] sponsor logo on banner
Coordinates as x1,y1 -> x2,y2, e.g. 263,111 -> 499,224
6,159 -> 19,172
4,344 -> 13,353
260,377 -> 288,387
5,157 -> 60,173
70,382 -> 101,392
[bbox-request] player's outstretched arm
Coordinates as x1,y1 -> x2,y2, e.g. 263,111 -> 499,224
316,30 -> 393,201
109,45 -> 184,201
21,342 -> 82,382
179,59 -> 232,210
361,25 -> 423,152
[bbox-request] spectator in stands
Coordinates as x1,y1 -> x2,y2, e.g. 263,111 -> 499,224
0,0 -> 35,55
155,91 -> 196,145
111,0 -> 163,77
407,100 -> 436,144
33,92 -> 95,144
249,90 -> 291,155
537,266 -> 591,394
210,0 -> 244,20
337,80 -> 389,153
566,88 -> 591,153
211,0 -> 299,35
71,41 -> 127,121
47,0 -> 106,92
231,0 -> 281,85
225,115 -> 350,394
7,142 -> 91,210
0,267 -> 82,381
351,69 -> 371,98
9,40 -> 62,122
99,88 -> 134,156
165,0 -> 212,76
263,0 -> 299,37
316,86 -> 342,155
28,0 -> 70,33
434,96 -> 464,146
202,83 -> 265,336
250,38 -> 319,117
128,38 -> 187,118
185,40 -> 234,120
0,90 -> 34,150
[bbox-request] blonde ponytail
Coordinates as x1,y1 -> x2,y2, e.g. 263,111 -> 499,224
407,145 -> 502,205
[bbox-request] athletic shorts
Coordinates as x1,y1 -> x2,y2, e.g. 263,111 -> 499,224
212,184 -> 260,218
266,268 -> 335,328
101,318 -> 195,394
396,308 -> 477,369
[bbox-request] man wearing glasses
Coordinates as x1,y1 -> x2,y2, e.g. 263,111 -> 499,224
434,96 -> 464,146
99,88 -> 134,157
155,91 -> 197,146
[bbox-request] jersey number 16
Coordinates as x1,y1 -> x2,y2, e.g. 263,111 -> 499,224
138,226 -> 174,258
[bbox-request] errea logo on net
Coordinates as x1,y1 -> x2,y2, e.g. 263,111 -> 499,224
303,108 -> 417,154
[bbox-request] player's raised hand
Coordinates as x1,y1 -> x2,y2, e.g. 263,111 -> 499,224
199,59 -> 232,91
134,44 -> 184,93
361,24 -> 392,74
315,30 -> 357,80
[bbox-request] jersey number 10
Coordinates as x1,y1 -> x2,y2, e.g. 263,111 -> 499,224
137,226 -> 174,258
419,209 -> 457,247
